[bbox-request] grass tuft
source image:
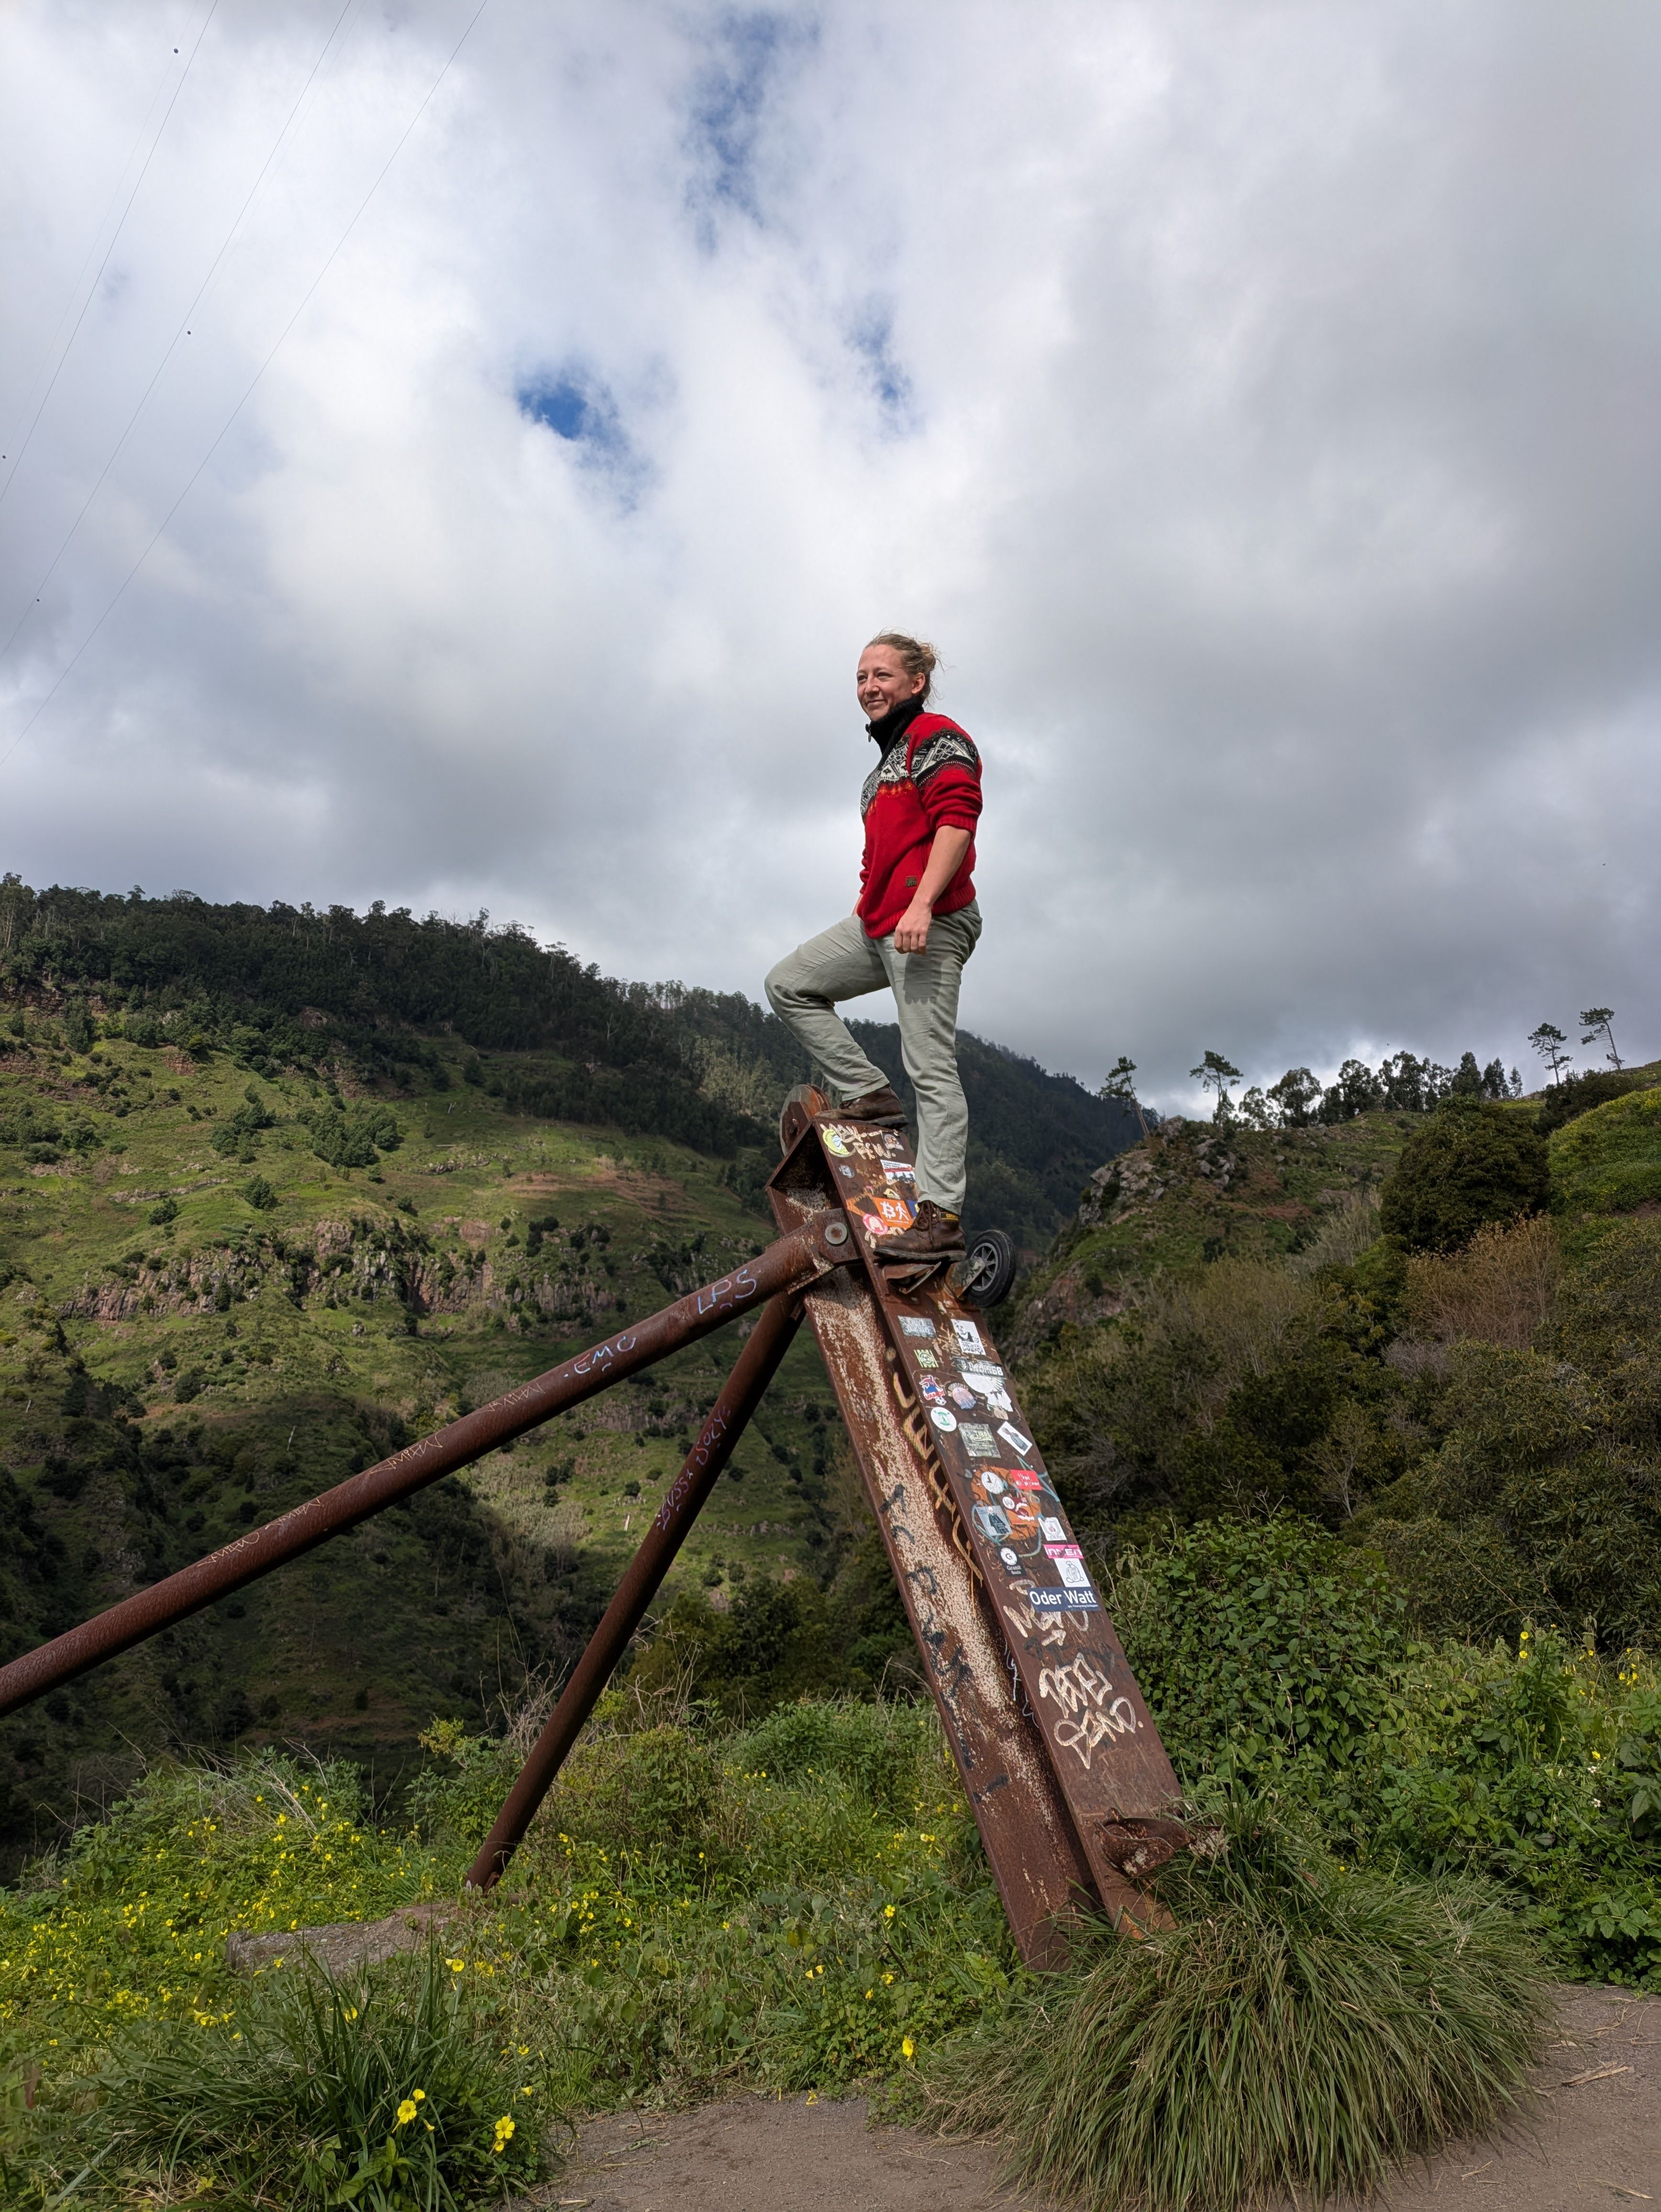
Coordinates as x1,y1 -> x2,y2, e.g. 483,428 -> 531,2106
90,1944 -> 544,2209
917,1796 -> 1554,2212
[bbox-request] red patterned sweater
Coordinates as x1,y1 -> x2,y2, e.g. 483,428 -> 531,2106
856,706 -> 983,940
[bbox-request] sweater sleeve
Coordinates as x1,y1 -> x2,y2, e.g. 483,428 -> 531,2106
910,728 -> 982,834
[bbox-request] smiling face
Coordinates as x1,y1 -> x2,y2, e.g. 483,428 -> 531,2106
856,641 -> 927,721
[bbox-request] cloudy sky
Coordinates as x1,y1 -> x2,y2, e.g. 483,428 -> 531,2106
2,1 -> 1656,1108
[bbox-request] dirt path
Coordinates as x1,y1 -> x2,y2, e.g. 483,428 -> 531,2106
515,1986 -> 1660,2212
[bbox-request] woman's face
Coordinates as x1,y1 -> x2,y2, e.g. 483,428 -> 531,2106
856,643 -> 926,721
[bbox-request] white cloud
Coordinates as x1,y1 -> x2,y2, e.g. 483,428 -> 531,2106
2,0 -> 1656,1111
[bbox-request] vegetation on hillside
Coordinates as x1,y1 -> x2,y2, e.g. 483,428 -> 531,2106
3,880 -> 1659,2205
9,1565 -> 1658,2205
0,991 -> 922,1877
1012,1064 -> 1661,1650
0,877 -> 1133,1252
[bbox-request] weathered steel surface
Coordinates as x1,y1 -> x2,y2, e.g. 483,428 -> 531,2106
771,1095 -> 1183,1943
0,1219 -> 856,1720
466,1290 -> 805,1892
768,1131 -> 1092,1963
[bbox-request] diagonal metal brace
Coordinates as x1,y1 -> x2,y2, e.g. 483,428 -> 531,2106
0,1214 -> 857,1720
465,1286 -> 806,1891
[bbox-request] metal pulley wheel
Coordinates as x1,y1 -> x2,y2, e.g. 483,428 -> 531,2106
959,1224 -> 1016,1308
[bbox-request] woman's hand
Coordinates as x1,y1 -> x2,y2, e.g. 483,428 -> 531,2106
893,901 -> 934,954
892,825 -> 972,954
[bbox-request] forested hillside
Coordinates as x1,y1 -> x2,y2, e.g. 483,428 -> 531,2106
0,878 -> 1138,1254
0,876 -> 1139,1870
1008,1062 -> 1661,1648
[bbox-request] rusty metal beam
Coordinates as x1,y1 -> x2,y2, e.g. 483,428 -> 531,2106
0,1218 -> 855,1721
465,1288 -> 804,1892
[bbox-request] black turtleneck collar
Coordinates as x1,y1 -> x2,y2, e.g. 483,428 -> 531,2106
866,691 -> 928,754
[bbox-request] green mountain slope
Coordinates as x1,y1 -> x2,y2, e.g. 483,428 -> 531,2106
0,1021 -> 862,1872
0,878 -> 1129,1871
0,880 -> 1139,1255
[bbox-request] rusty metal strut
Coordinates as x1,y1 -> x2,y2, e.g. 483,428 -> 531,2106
465,1286 -> 805,1892
0,1216 -> 854,1720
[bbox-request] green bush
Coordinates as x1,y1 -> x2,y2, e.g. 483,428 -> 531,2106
918,1796 -> 1551,2212
628,1577 -> 858,1717
94,1948 -> 543,2209
1359,1329 -> 1661,1649
1366,1633 -> 1661,1987
1379,1097 -> 1549,1255
1536,1068 -> 1650,1136
301,1102 -> 403,1170
1110,1519 -> 1408,1803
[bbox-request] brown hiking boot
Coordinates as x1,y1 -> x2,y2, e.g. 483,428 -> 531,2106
836,1085 -> 908,1124
879,1200 -> 966,1261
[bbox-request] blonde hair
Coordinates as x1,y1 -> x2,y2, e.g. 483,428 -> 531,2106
865,631 -> 939,703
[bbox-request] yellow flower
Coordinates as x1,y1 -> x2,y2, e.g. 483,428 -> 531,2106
396,2098 -> 419,2126
492,2115 -> 516,2153
883,1905 -> 896,1920
902,2035 -> 915,2061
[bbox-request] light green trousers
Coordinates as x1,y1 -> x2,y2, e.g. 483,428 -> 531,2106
764,902 -> 981,1215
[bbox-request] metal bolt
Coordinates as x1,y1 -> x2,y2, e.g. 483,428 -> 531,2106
822,1218 -> 849,1246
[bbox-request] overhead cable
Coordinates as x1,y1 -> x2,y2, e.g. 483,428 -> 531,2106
0,0 -> 361,663
0,0 -> 491,774
0,0 -> 222,510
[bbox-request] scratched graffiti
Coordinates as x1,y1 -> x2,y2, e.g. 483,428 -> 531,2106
1037,1653 -> 1139,1770
653,1405 -> 732,1531
888,1368 -> 983,1584
1000,1595 -> 1071,1652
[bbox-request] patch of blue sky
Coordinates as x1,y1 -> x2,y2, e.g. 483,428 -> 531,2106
685,9 -> 815,236
515,367 -> 650,505
847,302 -> 918,433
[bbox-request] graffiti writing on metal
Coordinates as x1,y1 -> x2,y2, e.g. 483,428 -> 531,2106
1037,1653 -> 1139,1771
1001,1596 -> 1068,1653
694,1264 -> 759,1320
888,1366 -> 983,1586
572,1330 -> 640,1380
655,1406 -> 731,1532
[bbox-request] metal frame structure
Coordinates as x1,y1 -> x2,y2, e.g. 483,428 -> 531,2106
0,1101 -> 1191,1964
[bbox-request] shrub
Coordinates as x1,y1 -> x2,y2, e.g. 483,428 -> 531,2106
243,1174 -> 278,1211
918,1796 -> 1552,2212
1109,1519 -> 1408,1804
1404,1214 -> 1560,1350
95,1947 -> 543,2209
1536,1068 -> 1649,1136
1379,1097 -> 1549,1255
628,1577 -> 857,1717
301,1102 -> 403,1170
1359,1336 -> 1661,1648
1368,1633 -> 1661,1987
740,1700 -> 938,1822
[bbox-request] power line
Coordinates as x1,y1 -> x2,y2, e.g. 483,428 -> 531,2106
0,0 -> 361,664
0,0 -> 222,511
0,0 -> 492,775
0,12 -> 193,474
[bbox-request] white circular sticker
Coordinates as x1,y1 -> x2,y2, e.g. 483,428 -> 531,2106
929,1406 -> 958,1432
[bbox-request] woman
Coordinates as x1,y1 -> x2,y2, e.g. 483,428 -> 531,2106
764,632 -> 982,1261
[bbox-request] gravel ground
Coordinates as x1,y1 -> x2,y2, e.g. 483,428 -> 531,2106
507,1984 -> 1661,2212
